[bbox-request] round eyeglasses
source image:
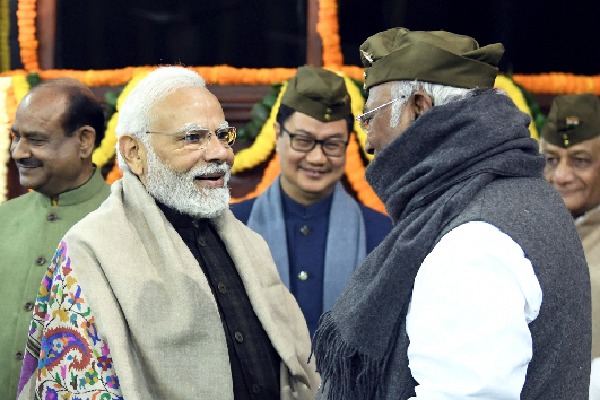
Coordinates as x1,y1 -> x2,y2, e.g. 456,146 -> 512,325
146,127 -> 236,150
356,96 -> 405,132
283,127 -> 348,157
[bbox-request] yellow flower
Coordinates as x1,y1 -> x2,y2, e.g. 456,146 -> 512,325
0,77 -> 11,203
92,70 -> 151,168
494,75 -> 539,140
232,81 -> 288,173
52,308 -> 70,323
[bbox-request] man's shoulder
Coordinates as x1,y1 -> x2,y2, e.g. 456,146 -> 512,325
63,193 -> 117,238
359,204 -> 391,223
359,204 -> 393,231
358,203 -> 393,252
0,191 -> 38,214
230,197 -> 257,225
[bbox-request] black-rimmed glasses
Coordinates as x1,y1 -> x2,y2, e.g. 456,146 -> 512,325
282,127 -> 348,157
146,127 -> 236,150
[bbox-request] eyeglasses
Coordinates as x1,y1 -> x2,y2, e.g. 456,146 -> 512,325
146,127 -> 236,150
283,127 -> 348,157
356,96 -> 405,132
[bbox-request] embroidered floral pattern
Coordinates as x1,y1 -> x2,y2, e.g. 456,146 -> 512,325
26,241 -> 124,399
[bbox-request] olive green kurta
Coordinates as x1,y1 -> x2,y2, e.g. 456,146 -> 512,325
0,168 -> 110,400
576,206 -> 600,359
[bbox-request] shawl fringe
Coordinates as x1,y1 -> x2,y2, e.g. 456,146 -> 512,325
312,311 -> 386,400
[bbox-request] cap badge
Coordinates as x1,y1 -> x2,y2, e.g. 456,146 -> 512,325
360,50 -> 373,63
565,116 -> 581,130
563,133 -> 570,147
324,107 -> 332,121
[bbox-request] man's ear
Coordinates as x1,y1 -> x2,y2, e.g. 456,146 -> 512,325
119,135 -> 144,176
273,121 -> 282,140
414,91 -> 433,118
273,121 -> 283,154
76,126 -> 95,159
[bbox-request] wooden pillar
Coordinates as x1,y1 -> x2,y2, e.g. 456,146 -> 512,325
36,0 -> 56,69
306,0 -> 322,67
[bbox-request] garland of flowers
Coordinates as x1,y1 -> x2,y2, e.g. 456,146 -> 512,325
512,73 -> 600,95
10,74 -> 28,108
0,74 -> 27,203
0,77 -> 11,202
1,66 -> 298,87
231,154 -> 280,203
318,0 -> 343,67
92,70 -> 150,168
16,0 -> 38,71
494,75 -> 539,139
7,0 -> 600,95
342,75 -> 374,161
231,81 -> 287,173
0,0 -> 9,71
344,131 -> 385,213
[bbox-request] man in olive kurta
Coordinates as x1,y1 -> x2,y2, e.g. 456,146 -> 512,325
0,78 -> 110,400
541,93 -> 600,398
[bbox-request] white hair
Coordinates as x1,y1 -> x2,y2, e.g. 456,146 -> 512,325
388,80 -> 505,128
115,66 -> 207,170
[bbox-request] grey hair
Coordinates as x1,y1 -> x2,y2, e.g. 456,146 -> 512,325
115,66 -> 207,170
388,80 -> 505,128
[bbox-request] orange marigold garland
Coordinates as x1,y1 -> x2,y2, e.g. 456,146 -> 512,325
318,0 -> 343,67
105,157 -> 122,185
512,73 -> 600,95
35,66 -> 297,88
16,0 -> 38,71
231,154 -> 280,203
344,132 -> 385,213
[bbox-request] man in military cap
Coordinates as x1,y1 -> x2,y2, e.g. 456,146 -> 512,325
541,93 -> 600,399
232,66 -> 392,335
312,28 -> 591,399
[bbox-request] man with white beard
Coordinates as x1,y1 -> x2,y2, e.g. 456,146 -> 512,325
17,66 -> 319,400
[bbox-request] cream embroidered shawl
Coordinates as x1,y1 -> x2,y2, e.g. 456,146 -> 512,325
18,171 -> 319,399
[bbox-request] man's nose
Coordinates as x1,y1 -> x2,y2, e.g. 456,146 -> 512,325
202,134 -> 229,162
10,138 -> 30,160
553,159 -> 575,185
305,142 -> 327,162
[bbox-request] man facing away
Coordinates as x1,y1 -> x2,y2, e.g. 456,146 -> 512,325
0,78 -> 110,400
17,66 -> 319,399
232,66 -> 392,335
312,28 -> 591,399
540,93 -> 600,399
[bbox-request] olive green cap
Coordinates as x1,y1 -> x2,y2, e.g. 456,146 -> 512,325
541,93 -> 600,148
281,66 -> 351,122
359,27 -> 504,90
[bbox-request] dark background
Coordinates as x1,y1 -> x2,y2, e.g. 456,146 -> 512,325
7,0 -> 599,74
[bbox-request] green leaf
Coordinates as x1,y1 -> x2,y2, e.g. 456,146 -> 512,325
251,103 -> 269,121
26,72 -> 42,88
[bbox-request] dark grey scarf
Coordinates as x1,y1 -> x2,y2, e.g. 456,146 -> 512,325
312,90 -> 546,399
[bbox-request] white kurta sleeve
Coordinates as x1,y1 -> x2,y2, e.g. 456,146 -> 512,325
406,221 -> 542,400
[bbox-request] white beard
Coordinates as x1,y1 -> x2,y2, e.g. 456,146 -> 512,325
144,146 -> 231,218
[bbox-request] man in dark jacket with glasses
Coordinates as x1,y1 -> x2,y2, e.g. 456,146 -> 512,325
231,66 -> 392,335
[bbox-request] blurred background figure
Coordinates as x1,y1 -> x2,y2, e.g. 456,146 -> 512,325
541,93 -> 600,399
